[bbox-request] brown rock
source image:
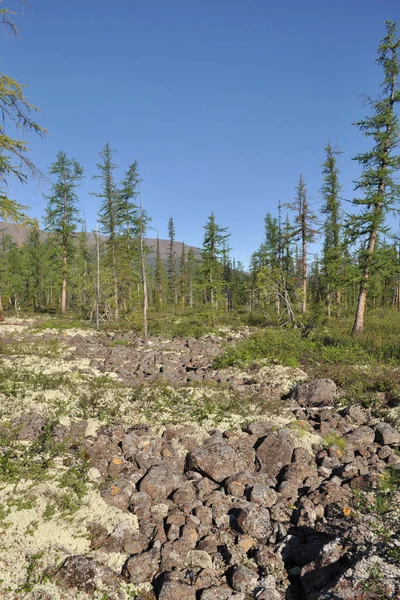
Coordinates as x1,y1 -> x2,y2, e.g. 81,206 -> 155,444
122,547 -> 160,584
140,464 -> 181,500
374,422 -> 400,446
291,379 -> 336,407
229,564 -> 259,594
188,441 -> 255,483
53,556 -> 120,593
256,429 -> 294,477
236,504 -> 272,540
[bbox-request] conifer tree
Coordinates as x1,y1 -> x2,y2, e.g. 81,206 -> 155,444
167,217 -> 177,304
44,151 -> 83,314
179,242 -> 186,307
201,212 -> 230,309
186,247 -> 196,308
92,143 -> 120,320
348,21 -> 400,334
0,1 -> 47,226
287,175 -> 318,314
154,234 -> 167,309
320,143 -> 343,317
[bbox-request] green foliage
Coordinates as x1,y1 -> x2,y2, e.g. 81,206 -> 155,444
323,432 -> 347,451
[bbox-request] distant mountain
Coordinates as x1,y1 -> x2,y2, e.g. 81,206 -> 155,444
0,222 -> 201,264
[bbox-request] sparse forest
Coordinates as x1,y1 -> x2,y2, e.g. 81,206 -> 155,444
1,4 -> 400,600
1,21 -> 400,338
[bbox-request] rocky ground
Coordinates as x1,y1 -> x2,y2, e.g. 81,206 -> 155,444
0,319 -> 399,599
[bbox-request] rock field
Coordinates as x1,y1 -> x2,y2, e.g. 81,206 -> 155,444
0,320 -> 399,599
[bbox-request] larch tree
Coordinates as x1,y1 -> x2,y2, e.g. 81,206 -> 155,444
0,1 -> 46,225
201,211 -> 230,309
92,143 -> 120,320
287,175 -> 318,314
167,217 -> 177,304
320,143 -> 343,317
43,151 -> 83,314
348,21 -> 400,335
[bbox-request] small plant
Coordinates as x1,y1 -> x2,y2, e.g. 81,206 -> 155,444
322,432 -> 347,451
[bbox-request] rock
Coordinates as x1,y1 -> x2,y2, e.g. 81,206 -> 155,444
12,412 -> 46,441
122,547 -> 160,584
53,556 -> 120,593
87,521 -> 109,550
140,464 -> 182,500
229,564 -> 259,594
236,504 -> 272,540
101,478 -> 134,511
158,577 -> 196,600
291,379 -> 336,407
187,441 -> 254,483
344,426 -> 375,448
201,588 -> 243,599
341,404 -> 370,425
256,429 -> 294,477
249,485 -> 277,507
374,422 -> 400,446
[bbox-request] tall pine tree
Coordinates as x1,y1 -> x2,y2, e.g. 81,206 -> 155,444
348,21 -> 400,334
44,151 -> 83,314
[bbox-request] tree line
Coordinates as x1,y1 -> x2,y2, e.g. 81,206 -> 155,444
1,6 -> 400,334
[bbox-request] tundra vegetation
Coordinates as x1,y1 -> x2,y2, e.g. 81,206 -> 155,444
0,4 -> 400,600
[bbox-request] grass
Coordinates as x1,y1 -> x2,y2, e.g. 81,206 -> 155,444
213,309 -> 400,413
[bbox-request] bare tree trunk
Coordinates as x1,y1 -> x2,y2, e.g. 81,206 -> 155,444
139,190 -> 148,343
111,241 -> 119,321
61,191 -> 68,314
0,295 -> 4,321
61,246 -> 67,314
352,222 -> 379,335
301,234 -> 307,314
96,224 -> 100,330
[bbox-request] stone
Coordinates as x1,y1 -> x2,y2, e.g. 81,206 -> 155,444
188,441 -> 254,483
158,578 -> 196,600
374,422 -> 400,446
341,404 -> 370,425
249,485 -> 277,507
140,464 -> 181,500
53,556 -> 120,593
236,504 -> 272,540
229,564 -> 259,594
291,379 -> 336,407
122,547 -> 160,584
344,426 -> 375,448
256,429 -> 294,477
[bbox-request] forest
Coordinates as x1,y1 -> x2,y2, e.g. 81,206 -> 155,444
1,4 -> 400,600
1,14 -> 400,338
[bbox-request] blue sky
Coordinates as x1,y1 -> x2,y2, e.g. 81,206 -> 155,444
3,0 -> 400,266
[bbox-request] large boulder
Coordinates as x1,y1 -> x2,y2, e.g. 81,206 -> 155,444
53,556 -> 120,593
374,422 -> 400,446
256,429 -> 294,477
187,441 -> 255,483
291,379 -> 336,407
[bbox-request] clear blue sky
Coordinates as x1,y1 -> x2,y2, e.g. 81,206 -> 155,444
3,0 -> 400,266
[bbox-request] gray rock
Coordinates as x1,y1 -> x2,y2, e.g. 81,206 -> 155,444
140,464 -> 182,500
122,547 -> 160,584
53,556 -> 120,593
158,578 -> 196,600
256,429 -> 294,477
291,379 -> 336,407
236,504 -> 272,540
187,442 -> 254,483
229,564 -> 259,594
374,422 -> 400,446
